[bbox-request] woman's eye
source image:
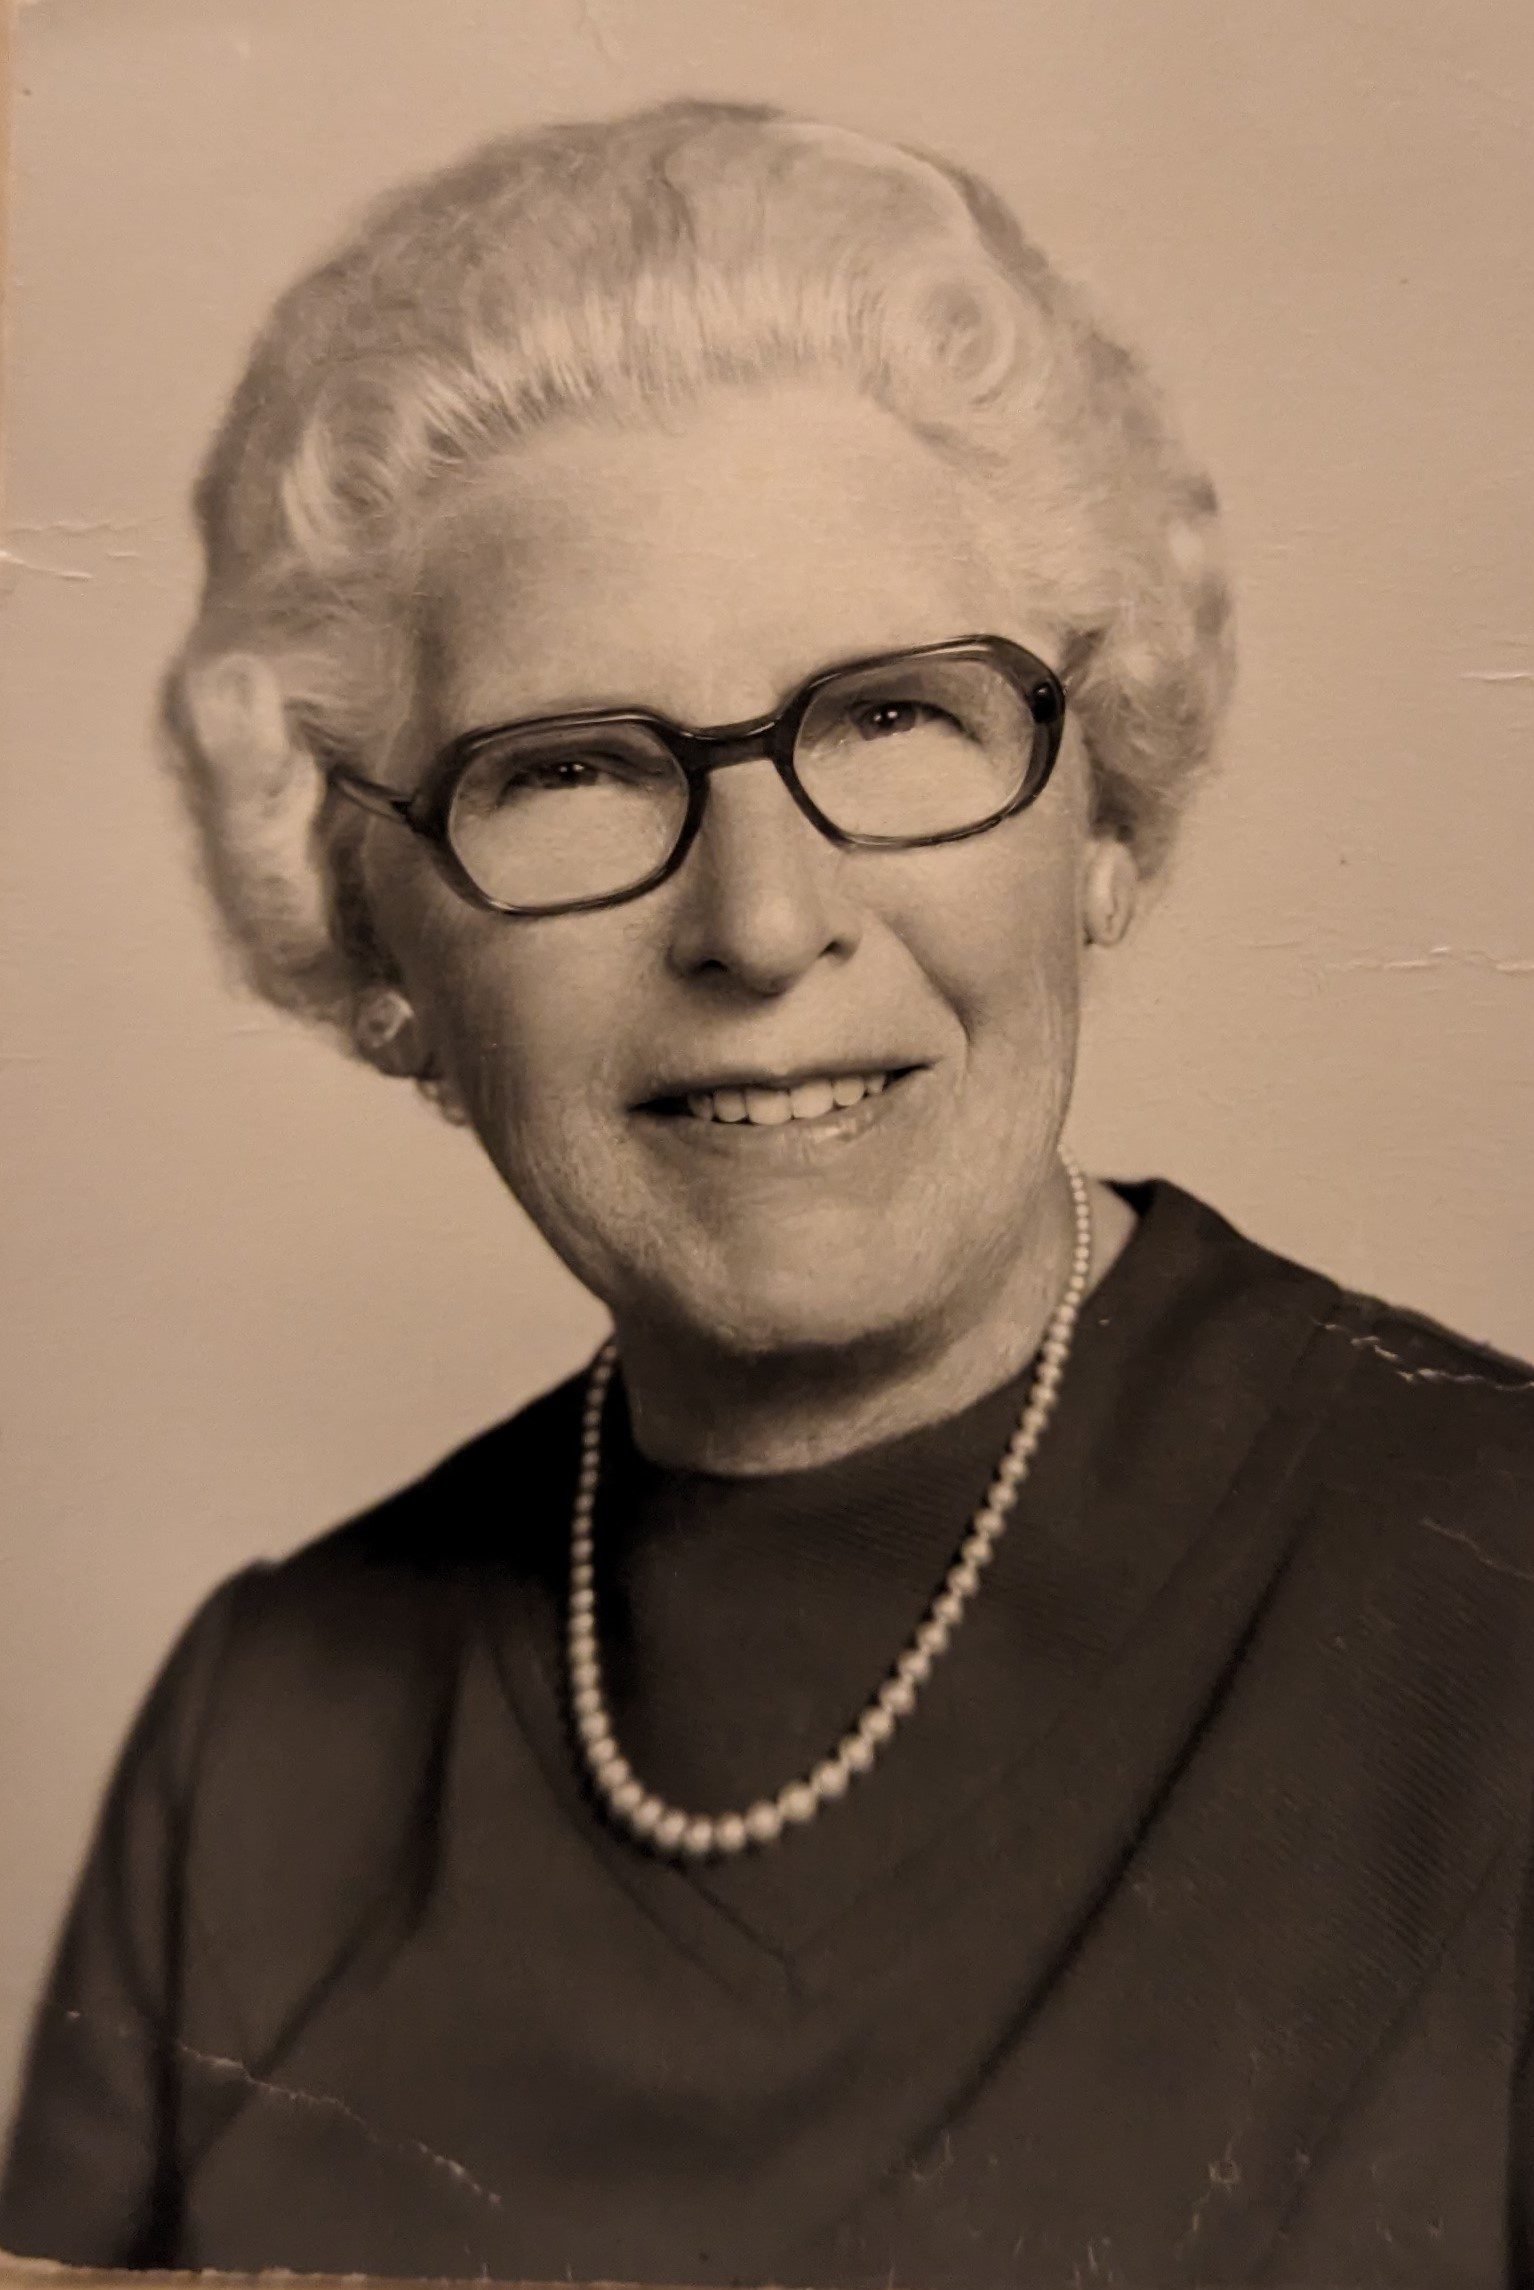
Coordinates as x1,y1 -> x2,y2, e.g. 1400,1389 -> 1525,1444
501,753 -> 625,796
521,756 -> 604,789
848,699 -> 960,741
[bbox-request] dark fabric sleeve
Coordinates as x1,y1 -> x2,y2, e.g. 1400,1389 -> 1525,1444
1512,1848 -> 1534,2289
0,1569 -> 260,2263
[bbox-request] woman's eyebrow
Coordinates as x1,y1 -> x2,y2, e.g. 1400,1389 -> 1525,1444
441,660 -> 816,739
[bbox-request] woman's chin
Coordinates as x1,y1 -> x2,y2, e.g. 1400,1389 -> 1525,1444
632,1249 -> 944,1365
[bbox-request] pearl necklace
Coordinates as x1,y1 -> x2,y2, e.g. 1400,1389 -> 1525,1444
568,1154 -> 1093,1860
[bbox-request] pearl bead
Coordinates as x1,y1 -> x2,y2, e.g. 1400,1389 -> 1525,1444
948,1559 -> 981,1599
653,1809 -> 688,1852
745,1801 -> 783,1845
572,1683 -> 603,1719
778,1781 -> 818,1824
841,1733 -> 877,1775
680,1816 -> 717,1857
628,1794 -> 664,1838
811,1757 -> 852,1800
878,1674 -> 917,1718
933,1588 -> 965,1628
916,1617 -> 952,1658
609,1775 -> 645,1816
859,1705 -> 896,1747
897,1646 -> 933,1687
715,1813 -> 749,1854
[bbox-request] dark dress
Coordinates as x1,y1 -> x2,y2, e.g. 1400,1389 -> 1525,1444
4,1181 -> 1534,2286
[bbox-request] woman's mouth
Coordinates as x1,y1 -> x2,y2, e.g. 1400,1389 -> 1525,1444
636,1066 -> 919,1132
683,1072 -> 891,1126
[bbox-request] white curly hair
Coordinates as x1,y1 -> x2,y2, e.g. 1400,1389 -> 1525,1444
163,97 -> 1234,1067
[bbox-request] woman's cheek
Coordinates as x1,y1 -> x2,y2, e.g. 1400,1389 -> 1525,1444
422,967 -> 622,1224
915,833 -> 1083,1064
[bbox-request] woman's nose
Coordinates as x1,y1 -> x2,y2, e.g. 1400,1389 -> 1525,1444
664,759 -> 861,995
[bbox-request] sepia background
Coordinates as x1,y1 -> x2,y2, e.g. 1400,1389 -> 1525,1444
1,0 -> 1529,2129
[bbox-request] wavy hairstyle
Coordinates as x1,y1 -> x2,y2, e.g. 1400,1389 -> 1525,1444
164,98 -> 1234,1061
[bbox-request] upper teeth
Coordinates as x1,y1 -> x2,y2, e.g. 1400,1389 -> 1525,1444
684,1072 -> 890,1125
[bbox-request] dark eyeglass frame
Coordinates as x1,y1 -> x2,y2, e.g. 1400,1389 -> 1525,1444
323,632 -> 1068,920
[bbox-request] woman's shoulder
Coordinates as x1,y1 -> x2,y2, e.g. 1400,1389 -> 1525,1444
1277,1290 -> 1534,1873
1306,1285 -> 1534,1590
1131,1177 -> 1534,1574
261,1360 -> 589,1589
162,1365 -> 591,1731
1193,1187 -> 1534,1605
1319,1285 -> 1534,1449
1132,1188 -> 1534,1853
1146,1177 -> 1533,1438
115,1371 -> 597,1973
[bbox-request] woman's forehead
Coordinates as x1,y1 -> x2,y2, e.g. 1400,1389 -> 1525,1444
415,382 -> 1058,732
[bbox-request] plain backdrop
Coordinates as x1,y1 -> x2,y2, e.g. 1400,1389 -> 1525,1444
1,0 -> 1530,2130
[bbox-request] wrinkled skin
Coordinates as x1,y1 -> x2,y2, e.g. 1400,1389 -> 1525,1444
359,381 -> 1135,1468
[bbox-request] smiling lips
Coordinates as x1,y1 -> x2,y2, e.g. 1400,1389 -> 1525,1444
681,1072 -> 894,1126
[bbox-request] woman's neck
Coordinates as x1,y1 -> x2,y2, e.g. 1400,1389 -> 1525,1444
612,1174 -> 1135,1477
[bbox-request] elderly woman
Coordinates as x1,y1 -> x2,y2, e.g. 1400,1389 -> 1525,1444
3,98 -> 1532,2289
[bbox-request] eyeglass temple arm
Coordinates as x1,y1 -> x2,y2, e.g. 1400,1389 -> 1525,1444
324,761 -> 417,825
1056,627 -> 1103,692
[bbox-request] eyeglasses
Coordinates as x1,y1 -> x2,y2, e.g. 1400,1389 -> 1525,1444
323,633 -> 1067,919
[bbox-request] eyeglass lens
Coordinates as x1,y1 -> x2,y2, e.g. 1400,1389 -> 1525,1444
448,719 -> 688,909
793,654 -> 1039,841
444,653 -> 1043,910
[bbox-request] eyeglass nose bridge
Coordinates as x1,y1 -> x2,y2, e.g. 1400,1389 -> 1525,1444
671,713 -> 783,778
660,707 -> 864,885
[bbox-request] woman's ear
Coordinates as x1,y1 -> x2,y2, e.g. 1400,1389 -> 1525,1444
1081,837 -> 1139,948
352,985 -> 475,1121
352,985 -> 428,1078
